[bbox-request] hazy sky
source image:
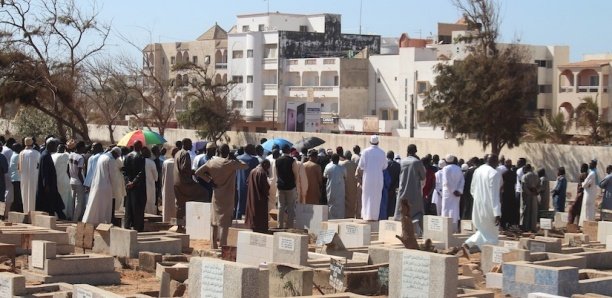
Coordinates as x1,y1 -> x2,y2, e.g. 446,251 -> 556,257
94,0 -> 611,61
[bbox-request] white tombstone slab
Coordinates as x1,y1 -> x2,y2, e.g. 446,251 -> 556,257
186,202 -> 211,240
295,204 -> 328,234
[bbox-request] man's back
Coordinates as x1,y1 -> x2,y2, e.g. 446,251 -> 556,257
276,155 -> 296,190
397,156 -> 425,199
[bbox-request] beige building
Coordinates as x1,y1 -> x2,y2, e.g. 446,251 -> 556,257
142,24 -> 228,113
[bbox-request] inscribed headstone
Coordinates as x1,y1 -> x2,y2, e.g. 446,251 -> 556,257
427,216 -> 443,232
75,287 -> 93,298
279,237 -> 295,251
400,253 -> 430,297
530,242 -> 546,252
492,246 -> 510,264
201,262 -> 224,298
329,258 -> 345,291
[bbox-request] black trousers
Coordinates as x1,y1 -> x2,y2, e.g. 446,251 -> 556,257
124,190 -> 146,232
10,182 -> 22,212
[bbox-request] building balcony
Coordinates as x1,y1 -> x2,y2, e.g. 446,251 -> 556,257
263,109 -> 278,122
559,86 -> 574,93
286,86 -> 339,98
263,84 -> 278,96
215,63 -> 227,69
577,85 -> 607,93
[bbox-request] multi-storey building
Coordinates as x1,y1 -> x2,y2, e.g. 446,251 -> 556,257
142,24 -> 228,113
368,20 -> 570,138
227,12 -> 380,132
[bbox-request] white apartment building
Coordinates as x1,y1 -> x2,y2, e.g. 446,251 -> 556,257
369,22 -> 570,138
227,12 -> 380,132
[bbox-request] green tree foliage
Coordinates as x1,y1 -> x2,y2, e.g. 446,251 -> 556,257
424,0 -> 538,155
0,0 -> 110,141
13,107 -> 60,140
523,113 -> 571,144
175,63 -> 240,142
575,96 -> 603,144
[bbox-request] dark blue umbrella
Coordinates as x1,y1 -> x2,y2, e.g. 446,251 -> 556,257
262,138 -> 292,152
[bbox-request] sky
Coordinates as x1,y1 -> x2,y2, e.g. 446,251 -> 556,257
93,0 -> 612,62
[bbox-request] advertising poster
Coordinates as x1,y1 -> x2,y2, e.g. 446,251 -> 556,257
285,102 -> 321,132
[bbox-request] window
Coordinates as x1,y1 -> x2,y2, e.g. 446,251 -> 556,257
232,76 -> 243,83
538,84 -> 553,93
417,81 -> 429,94
204,55 -> 210,64
299,25 -> 308,32
232,101 -> 243,109
377,77 -> 381,83
381,109 -> 389,120
417,111 -> 428,123
192,56 -> 198,64
535,60 -> 553,68
246,101 -> 254,109
258,24 -> 265,32
305,59 -> 316,65
247,75 -> 253,83
247,49 -> 253,58
242,25 -> 250,32
232,50 -> 243,59
171,56 -> 176,65
393,110 -> 399,120
589,75 -> 599,86
334,76 -> 339,86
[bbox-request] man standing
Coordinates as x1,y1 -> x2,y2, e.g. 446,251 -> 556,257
275,144 -> 300,229
68,142 -> 87,221
35,139 -> 66,219
83,143 -> 103,189
0,144 -> 8,208
143,147 -> 159,215
580,159 -> 599,226
124,141 -> 147,231
461,157 -> 478,220
393,145 -> 426,228
600,165 -> 612,211
82,148 -> 122,225
161,148 -> 178,223
52,145 -> 72,218
521,164 -> 539,232
18,138 -> 40,214
303,150 -> 322,204
441,155 -> 464,229
432,160 -> 446,216
174,139 -> 208,227
462,154 -> 502,252
9,143 -> 23,212
245,159 -> 271,233
236,144 -> 260,219
340,151 -> 361,218
386,151 -> 401,219
515,158 -> 527,225
357,135 -> 387,220
552,167 -> 567,212
501,159 -> 519,229
196,144 -> 247,248
324,154 -> 346,219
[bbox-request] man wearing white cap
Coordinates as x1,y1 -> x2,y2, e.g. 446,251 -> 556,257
18,137 -> 40,213
356,135 -> 387,220
431,160 -> 446,216
441,154 -> 464,230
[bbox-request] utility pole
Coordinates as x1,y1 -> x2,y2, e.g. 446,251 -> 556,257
359,0 -> 363,34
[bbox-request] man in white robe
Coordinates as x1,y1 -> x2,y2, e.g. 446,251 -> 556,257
463,154 -> 502,253
356,135 -> 387,220
82,148 -> 122,225
83,143 -> 103,188
113,152 -> 126,212
52,145 -> 72,218
18,138 -> 40,213
143,147 -> 159,215
580,159 -> 599,226
161,148 -> 178,223
441,155 -> 464,229
432,160 -> 446,216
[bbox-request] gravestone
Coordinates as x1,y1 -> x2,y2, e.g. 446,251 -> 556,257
423,215 -> 456,248
460,220 -> 475,234
73,284 -> 124,298
338,222 -> 371,248
520,237 -> 562,253
553,212 -> 569,229
186,202 -> 212,240
0,272 -> 26,297
378,220 -> 402,244
31,240 -> 56,269
272,232 -> 308,266
481,245 -> 530,273
188,257 -> 260,298
236,231 -> 274,266
294,203 -> 328,234
389,249 -> 458,297
582,220 -> 598,241
597,221 -> 612,243
502,262 -> 578,297
268,263 -> 313,297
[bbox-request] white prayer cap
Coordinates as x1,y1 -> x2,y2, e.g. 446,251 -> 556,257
394,154 -> 401,160
438,160 -> 446,168
370,135 -> 379,145
445,154 -> 456,163
461,164 -> 469,171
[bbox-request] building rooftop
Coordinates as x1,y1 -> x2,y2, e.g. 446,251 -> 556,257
236,12 -> 338,18
196,24 -> 227,41
558,59 -> 612,68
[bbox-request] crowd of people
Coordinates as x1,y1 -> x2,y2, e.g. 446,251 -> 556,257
1,133 -> 611,252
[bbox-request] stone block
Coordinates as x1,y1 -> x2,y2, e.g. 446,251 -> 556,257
295,203 -> 328,234
159,271 -> 171,298
156,263 -> 189,282
109,227 -> 137,258
0,243 -> 16,262
31,240 -> 56,270
485,272 -> 502,289
527,293 -> 566,298
92,228 -> 111,254
597,220 -> 612,243
188,257 -> 260,298
73,284 -> 124,298
268,263 -> 313,297
582,220 -> 598,241
458,289 -> 495,298
423,215 -> 454,249
137,237 -> 182,256
368,246 -> 393,264
338,222 -> 371,248
236,231 -> 274,266
519,237 -> 562,253
553,212 -> 569,229
273,232 -> 308,266
563,233 -> 590,246
140,231 -> 190,250
7,212 -> 28,224
227,227 -> 251,247
481,245 -> 529,273
378,220 -> 402,244
502,262 -> 579,297
185,202 -> 211,240
607,235 -> 612,250
0,272 -> 26,296
460,219 -> 475,234
31,214 -> 57,230
389,249 -> 458,298
162,255 -> 188,262
139,251 -> 162,273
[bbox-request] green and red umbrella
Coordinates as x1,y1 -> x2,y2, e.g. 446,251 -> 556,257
117,129 -> 167,147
